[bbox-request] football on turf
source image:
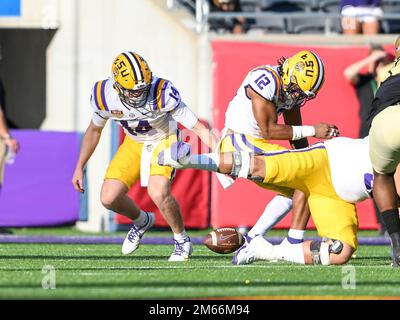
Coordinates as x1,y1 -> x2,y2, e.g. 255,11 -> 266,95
203,228 -> 244,254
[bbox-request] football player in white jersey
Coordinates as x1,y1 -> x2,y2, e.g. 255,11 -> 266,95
72,51 -> 217,261
233,136 -> 375,266
218,50 -> 339,251
158,136 -> 390,265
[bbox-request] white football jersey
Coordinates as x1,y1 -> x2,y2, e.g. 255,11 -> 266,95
224,65 -> 286,138
90,76 -> 197,143
324,137 -> 373,203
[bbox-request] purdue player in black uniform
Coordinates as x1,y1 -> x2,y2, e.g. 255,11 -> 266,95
368,37 -> 400,267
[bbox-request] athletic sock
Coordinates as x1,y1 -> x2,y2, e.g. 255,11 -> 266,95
174,230 -> 189,243
382,209 -> 400,235
287,229 -> 306,244
184,153 -> 220,172
248,195 -> 293,238
133,211 -> 149,228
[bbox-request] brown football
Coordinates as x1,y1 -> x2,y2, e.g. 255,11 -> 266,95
203,228 -> 244,254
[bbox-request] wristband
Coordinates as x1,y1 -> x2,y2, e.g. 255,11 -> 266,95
291,126 -> 315,141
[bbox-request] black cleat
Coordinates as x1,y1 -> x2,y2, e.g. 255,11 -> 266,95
390,232 -> 400,268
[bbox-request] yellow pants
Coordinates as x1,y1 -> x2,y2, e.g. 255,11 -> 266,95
261,144 -> 359,249
220,133 -> 295,197
105,135 -> 177,189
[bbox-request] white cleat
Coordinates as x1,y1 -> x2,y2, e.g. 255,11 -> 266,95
158,141 -> 192,169
269,237 -> 292,261
168,237 -> 193,262
232,234 -> 275,265
121,212 -> 155,255
278,237 -> 293,250
232,234 -> 255,265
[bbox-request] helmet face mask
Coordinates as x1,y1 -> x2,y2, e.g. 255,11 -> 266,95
112,51 -> 153,111
282,81 -> 315,110
115,82 -> 150,109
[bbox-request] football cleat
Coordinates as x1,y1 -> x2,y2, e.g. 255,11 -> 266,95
121,212 -> 155,255
232,234 -> 275,265
272,237 -> 293,261
390,232 -> 400,268
232,234 -> 255,265
168,237 -> 193,262
158,141 -> 192,169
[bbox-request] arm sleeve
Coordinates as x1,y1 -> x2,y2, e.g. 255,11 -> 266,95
247,68 -> 279,102
170,101 -> 199,129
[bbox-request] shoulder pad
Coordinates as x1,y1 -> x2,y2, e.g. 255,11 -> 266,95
149,78 -> 181,112
91,79 -> 111,111
249,67 -> 282,100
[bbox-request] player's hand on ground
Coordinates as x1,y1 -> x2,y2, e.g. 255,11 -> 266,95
72,167 -> 85,193
314,123 -> 340,139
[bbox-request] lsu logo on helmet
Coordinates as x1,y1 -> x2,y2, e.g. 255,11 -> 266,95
282,50 -> 325,97
112,51 -> 153,108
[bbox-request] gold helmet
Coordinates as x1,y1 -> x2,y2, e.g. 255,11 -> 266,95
112,51 -> 152,108
280,50 -> 324,109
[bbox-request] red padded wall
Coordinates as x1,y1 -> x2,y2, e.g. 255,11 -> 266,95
115,124 -> 210,229
210,40 -> 394,229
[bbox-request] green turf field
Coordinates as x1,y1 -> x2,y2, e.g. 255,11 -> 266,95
0,239 -> 399,299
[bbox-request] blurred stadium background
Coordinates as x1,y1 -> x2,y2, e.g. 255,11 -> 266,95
0,0 -> 398,233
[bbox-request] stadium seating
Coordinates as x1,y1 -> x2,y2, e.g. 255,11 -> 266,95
319,0 -> 340,13
287,16 -> 333,34
247,15 -> 287,34
174,0 -> 400,34
381,0 -> 400,33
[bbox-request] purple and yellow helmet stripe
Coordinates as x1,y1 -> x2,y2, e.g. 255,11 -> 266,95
121,51 -> 145,84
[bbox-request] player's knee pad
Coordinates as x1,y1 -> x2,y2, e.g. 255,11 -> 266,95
231,151 -> 251,179
310,239 -> 344,265
230,151 -> 263,182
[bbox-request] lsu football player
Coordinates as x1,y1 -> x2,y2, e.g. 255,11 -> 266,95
217,50 -> 339,248
221,50 -> 337,154
158,135 -> 393,265
72,51 -> 217,261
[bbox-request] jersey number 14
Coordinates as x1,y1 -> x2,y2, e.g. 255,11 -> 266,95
120,120 -> 153,136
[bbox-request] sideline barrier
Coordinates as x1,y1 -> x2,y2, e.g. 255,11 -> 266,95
0,130 -> 80,227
